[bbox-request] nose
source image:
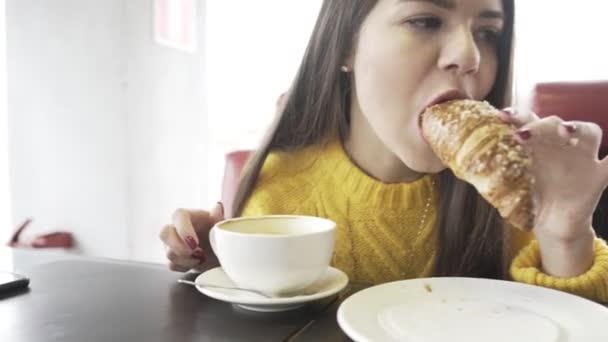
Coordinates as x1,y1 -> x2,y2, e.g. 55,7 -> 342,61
438,26 -> 481,76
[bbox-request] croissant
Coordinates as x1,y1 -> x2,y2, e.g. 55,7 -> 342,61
421,99 -> 535,231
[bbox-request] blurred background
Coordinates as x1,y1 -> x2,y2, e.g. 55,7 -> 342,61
0,0 -> 606,263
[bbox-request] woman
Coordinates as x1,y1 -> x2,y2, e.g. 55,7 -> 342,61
160,0 -> 608,301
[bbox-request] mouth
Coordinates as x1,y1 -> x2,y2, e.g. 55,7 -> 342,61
418,89 -> 470,128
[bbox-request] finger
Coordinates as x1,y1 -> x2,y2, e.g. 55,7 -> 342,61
209,202 -> 225,223
166,250 -> 203,270
192,203 -> 225,261
560,121 -> 602,152
514,115 -> 562,145
160,224 -> 205,261
168,262 -> 191,273
159,224 -> 190,255
172,209 -> 203,252
178,202 -> 225,237
191,264 -> 212,273
190,202 -> 225,228
499,107 -> 539,128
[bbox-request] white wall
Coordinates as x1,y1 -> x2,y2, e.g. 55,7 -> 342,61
0,0 -> 11,243
125,0 -> 207,262
205,0 -> 322,204
4,0 -> 321,261
5,0 -> 206,262
6,0 -> 129,258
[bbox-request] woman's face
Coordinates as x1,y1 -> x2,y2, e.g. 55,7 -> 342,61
350,0 -> 505,173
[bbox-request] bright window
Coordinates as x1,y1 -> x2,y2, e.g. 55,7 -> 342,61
514,0 -> 608,102
205,0 -> 322,205
0,0 -> 12,242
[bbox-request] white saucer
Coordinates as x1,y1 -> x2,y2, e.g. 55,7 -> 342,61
194,266 -> 348,312
338,277 -> 608,342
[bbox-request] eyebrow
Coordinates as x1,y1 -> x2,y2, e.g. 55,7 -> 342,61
398,0 -> 504,20
479,10 -> 504,20
397,0 -> 455,9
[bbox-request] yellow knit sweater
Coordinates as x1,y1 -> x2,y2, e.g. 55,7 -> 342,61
242,139 -> 608,302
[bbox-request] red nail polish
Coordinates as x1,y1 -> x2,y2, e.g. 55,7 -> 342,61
517,129 -> 532,140
562,123 -> 577,134
185,236 -> 198,250
192,249 -> 205,260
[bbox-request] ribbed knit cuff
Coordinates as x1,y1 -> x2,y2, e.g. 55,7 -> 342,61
510,239 -> 608,302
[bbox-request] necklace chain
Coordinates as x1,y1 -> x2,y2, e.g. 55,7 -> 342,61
348,178 -> 436,282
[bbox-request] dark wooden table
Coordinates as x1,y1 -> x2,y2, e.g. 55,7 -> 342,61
0,248 -> 349,342
2,248 -> 607,342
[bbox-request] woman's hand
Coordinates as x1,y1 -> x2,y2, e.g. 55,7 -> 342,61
500,109 -> 608,277
159,202 -> 224,272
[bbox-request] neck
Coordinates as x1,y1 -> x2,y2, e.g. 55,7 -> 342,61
344,107 -> 424,184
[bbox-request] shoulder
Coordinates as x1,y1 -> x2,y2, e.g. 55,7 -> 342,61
241,143 -> 326,217
257,144 -> 322,182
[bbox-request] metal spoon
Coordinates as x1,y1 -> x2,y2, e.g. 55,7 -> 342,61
177,279 -> 274,298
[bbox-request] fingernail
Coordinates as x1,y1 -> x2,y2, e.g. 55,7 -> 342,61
562,122 -> 577,134
191,249 -> 205,261
211,201 -> 225,219
517,129 -> 532,140
501,107 -> 516,116
185,236 -> 198,250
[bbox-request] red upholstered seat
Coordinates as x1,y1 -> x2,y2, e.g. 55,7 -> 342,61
221,150 -> 253,218
530,81 -> 608,155
530,81 -> 608,239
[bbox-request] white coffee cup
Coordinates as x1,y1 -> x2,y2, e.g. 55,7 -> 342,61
209,215 -> 336,295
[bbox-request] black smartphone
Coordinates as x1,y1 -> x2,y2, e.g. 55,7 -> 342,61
0,271 -> 30,294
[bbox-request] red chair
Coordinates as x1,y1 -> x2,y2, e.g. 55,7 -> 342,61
530,81 -> 608,156
8,218 -> 74,249
530,81 -> 608,239
221,150 -> 254,218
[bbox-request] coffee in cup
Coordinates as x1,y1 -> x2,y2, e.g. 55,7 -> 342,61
209,215 -> 336,295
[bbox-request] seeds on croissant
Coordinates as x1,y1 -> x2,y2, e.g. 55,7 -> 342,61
421,99 -> 535,231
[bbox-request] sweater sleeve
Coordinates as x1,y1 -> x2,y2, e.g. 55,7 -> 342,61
510,238 -> 608,302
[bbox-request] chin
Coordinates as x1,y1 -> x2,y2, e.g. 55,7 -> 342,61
406,154 -> 446,174
395,136 -> 446,174
424,164 -> 447,174
412,161 -> 446,174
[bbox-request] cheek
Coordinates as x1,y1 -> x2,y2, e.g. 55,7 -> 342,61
355,53 -> 409,113
353,38 -> 428,130
477,55 -> 499,98
355,56 -> 419,142
352,37 -> 445,171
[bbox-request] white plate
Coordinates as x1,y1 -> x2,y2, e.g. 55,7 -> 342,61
338,277 -> 608,342
194,266 -> 348,312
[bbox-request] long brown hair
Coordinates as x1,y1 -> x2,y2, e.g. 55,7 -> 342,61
233,0 -> 516,279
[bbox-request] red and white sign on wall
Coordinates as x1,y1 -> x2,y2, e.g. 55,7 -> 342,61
154,0 -> 197,53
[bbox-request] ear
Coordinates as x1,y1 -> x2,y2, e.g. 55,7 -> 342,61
340,56 -> 355,74
341,38 -> 357,72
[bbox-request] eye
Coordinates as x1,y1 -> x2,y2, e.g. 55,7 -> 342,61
476,28 -> 502,45
405,16 -> 442,30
